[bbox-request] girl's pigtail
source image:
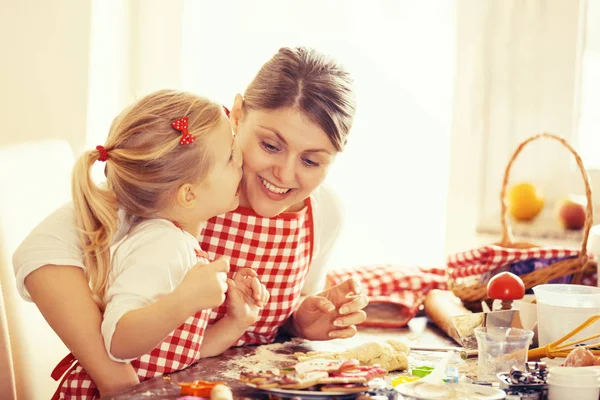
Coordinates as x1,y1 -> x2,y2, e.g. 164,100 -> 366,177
71,148 -> 119,308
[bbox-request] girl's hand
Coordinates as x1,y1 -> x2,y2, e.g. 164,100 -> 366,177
225,268 -> 269,329
292,278 -> 368,340
175,257 -> 230,312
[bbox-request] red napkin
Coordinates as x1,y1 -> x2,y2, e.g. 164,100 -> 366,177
326,265 -> 448,327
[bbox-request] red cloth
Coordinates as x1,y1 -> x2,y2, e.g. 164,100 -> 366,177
327,265 -> 448,326
447,245 -> 581,279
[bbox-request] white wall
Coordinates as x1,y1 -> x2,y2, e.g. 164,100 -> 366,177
0,2 -> 92,398
0,0 -> 92,152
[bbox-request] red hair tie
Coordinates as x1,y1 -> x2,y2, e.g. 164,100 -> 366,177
96,145 -> 108,162
223,106 -> 230,118
171,116 -> 196,145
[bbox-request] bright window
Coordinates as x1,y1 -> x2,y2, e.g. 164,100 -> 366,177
457,0 -> 598,241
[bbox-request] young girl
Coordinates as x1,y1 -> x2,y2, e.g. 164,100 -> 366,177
56,90 -> 269,399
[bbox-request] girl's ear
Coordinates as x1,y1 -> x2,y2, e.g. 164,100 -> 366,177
176,183 -> 197,208
230,93 -> 244,135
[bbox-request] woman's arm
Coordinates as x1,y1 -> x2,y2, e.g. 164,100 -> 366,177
25,265 -> 139,396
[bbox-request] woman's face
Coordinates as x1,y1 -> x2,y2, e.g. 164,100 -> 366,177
231,96 -> 338,218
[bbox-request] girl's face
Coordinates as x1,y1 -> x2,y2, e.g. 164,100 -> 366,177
195,115 -> 243,220
232,99 -> 338,218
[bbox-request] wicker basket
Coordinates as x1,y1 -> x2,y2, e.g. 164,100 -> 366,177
450,133 -> 597,310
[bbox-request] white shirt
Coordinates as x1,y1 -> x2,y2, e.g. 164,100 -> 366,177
12,185 -> 343,301
101,218 -> 207,362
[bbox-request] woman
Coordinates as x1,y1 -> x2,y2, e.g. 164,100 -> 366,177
13,46 -> 367,397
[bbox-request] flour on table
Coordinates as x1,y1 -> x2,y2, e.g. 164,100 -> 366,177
222,342 -> 296,379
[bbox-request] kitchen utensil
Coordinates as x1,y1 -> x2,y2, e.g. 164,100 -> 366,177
528,314 -> 600,360
424,290 -> 518,356
533,284 -> 600,346
450,309 -> 519,352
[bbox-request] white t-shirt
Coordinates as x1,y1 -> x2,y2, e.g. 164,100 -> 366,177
102,218 -> 207,362
12,185 -> 343,301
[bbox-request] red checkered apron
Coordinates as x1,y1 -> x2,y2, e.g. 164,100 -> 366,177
199,200 -> 314,346
52,311 -> 209,399
52,240 -> 212,400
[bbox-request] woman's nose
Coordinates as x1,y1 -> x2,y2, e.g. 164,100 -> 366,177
273,157 -> 295,184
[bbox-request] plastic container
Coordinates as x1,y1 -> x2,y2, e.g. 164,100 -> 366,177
533,284 -> 600,347
547,366 -> 600,400
513,294 -> 538,331
474,326 -> 534,382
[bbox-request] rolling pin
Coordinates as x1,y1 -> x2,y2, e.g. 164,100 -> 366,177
423,289 -> 472,346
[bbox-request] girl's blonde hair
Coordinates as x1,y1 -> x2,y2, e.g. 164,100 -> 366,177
244,47 -> 356,152
72,90 -> 222,306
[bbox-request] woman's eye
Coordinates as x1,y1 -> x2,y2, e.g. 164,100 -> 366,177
260,141 -> 279,153
303,158 -> 320,167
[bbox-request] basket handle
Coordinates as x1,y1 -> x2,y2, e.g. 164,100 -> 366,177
499,133 -> 593,264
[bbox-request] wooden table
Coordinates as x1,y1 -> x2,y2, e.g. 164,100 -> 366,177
107,317 -> 476,399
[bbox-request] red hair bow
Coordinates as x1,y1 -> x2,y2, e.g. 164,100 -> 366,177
171,116 -> 196,145
96,145 -> 108,162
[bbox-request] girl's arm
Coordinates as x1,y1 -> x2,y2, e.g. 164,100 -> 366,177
104,223 -> 230,362
201,271 -> 269,358
25,265 -> 139,396
200,316 -> 249,358
109,290 -> 196,360
109,258 -> 229,360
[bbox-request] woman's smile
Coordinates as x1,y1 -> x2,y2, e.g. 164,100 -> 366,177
258,175 -> 294,200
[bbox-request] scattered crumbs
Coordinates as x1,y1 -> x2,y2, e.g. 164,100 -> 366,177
222,342 -> 297,379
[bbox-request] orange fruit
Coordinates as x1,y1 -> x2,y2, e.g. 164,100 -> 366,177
507,182 -> 544,221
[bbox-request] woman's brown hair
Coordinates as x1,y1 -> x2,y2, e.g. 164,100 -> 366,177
243,47 -> 356,151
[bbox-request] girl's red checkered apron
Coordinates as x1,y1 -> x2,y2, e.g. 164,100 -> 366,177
52,311 -> 209,399
52,307 -> 210,399
200,200 -> 314,346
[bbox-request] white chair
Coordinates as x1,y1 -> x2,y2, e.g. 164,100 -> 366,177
0,140 -> 73,399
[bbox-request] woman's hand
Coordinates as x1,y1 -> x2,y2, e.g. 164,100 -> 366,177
225,268 -> 269,329
292,278 -> 368,340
